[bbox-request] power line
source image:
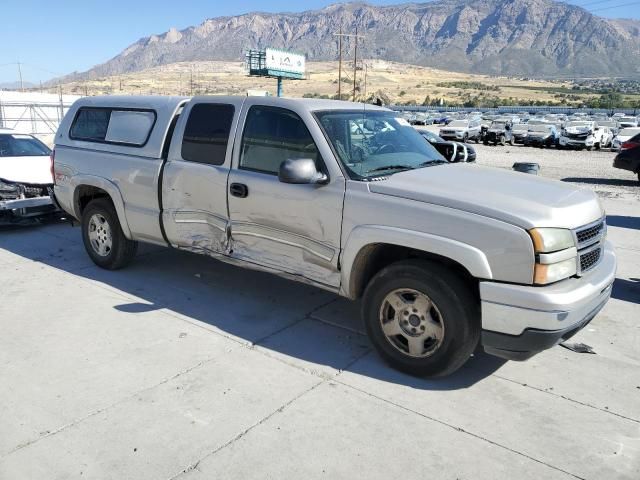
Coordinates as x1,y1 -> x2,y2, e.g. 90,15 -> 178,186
590,1 -> 640,10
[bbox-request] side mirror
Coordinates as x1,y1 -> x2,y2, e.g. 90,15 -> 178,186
279,158 -> 328,185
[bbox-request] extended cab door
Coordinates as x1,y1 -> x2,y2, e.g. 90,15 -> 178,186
161,97 -> 244,254
227,102 -> 346,288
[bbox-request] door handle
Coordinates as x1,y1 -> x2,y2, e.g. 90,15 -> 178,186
230,183 -> 248,198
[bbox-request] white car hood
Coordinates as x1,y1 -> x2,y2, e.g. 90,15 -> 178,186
368,164 -> 603,230
565,126 -> 593,134
0,156 -> 52,185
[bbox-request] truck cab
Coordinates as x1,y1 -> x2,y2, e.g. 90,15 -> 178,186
52,96 -> 616,377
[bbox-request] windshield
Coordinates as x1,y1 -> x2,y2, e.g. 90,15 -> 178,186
513,125 -> 528,132
490,121 -> 506,128
420,130 -> 441,143
315,110 -> 447,180
448,120 -> 468,127
620,117 -> 637,123
619,128 -> 640,136
0,134 -> 51,157
565,122 -> 591,128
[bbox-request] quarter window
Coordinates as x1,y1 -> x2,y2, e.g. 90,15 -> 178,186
181,104 -> 235,165
70,107 -> 156,146
240,106 -> 319,175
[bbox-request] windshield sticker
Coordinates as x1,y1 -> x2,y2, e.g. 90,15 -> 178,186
395,117 -> 411,127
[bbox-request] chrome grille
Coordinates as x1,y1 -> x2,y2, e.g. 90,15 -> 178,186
575,220 -> 605,248
579,247 -> 602,273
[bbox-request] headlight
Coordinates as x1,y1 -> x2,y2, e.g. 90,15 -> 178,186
529,228 -> 577,285
529,228 -> 574,253
534,257 -> 577,285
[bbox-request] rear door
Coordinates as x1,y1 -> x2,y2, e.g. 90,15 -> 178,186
226,103 -> 345,288
161,98 -> 244,254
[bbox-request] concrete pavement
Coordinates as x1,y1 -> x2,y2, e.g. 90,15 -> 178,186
0,197 -> 639,479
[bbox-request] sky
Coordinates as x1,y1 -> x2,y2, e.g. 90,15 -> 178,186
0,0 -> 637,84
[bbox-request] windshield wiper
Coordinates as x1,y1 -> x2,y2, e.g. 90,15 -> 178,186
419,160 -> 449,167
366,165 -> 414,174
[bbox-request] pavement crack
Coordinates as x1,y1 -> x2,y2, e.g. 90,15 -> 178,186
1,354 -> 227,460
168,379 -> 325,480
334,379 -> 587,480
494,374 -> 640,424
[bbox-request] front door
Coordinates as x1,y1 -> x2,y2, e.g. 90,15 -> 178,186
227,105 -> 345,288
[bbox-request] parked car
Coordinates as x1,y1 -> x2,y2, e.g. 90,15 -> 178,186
512,124 -> 529,144
612,132 -> 640,182
523,124 -> 559,148
417,129 -> 476,163
600,126 -> 614,149
559,121 -> 606,150
612,127 -> 640,151
483,119 -> 514,146
598,120 -> 620,137
52,96 -> 616,377
618,117 -> 639,128
0,128 -> 57,224
439,119 -> 482,143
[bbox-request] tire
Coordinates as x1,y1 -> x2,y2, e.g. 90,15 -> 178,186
509,137 -> 515,146
361,260 -> 480,377
499,135 -> 506,146
463,133 -> 469,143
483,139 -> 489,146
595,142 -> 601,151
81,198 -> 138,270
586,146 -> 592,151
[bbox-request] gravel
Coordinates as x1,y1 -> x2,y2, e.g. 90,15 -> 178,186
473,143 -> 640,201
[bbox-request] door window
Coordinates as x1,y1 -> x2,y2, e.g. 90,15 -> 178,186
181,104 -> 235,165
240,106 -> 319,175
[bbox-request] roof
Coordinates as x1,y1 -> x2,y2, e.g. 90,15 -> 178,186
191,95 -> 390,113
73,95 -> 189,111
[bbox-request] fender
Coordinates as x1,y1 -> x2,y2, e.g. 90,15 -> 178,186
340,225 -> 493,298
70,174 -> 133,239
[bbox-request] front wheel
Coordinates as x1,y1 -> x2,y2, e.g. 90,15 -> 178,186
82,198 -> 138,270
362,260 -> 480,377
499,135 -> 506,146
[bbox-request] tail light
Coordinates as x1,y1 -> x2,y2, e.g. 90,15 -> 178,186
621,141 -> 640,151
50,148 -> 56,183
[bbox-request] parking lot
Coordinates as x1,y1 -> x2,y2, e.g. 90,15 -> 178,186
1,147 -> 639,479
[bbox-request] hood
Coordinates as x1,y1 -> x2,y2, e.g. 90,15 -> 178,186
0,156 -> 52,185
564,125 -> 593,135
368,164 -> 603,230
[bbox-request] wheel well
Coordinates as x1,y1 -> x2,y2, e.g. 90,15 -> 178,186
349,244 -> 479,301
75,185 -> 111,216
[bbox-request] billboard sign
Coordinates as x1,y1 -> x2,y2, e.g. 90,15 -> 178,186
265,48 -> 305,76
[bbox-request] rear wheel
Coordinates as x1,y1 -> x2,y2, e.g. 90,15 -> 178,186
362,260 -> 480,377
81,198 -> 138,270
499,135 -> 506,146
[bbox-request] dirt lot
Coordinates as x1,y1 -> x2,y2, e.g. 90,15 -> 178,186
0,146 -> 639,479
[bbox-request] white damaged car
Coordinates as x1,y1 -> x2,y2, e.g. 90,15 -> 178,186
0,129 -> 57,224
559,121 -> 606,150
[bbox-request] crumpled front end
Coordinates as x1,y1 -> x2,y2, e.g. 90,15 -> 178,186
0,177 -> 57,224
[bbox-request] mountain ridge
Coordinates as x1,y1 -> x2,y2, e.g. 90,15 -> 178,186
56,0 -> 640,82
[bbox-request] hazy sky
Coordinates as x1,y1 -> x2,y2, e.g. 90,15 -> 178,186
0,0 -> 637,83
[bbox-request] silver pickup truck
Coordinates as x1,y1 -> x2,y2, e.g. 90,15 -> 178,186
52,96 -> 616,377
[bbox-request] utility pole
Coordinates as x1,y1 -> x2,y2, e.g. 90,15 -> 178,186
352,27 -> 358,102
334,30 -> 365,102
17,62 -> 24,92
338,27 -> 342,100
190,68 -> 194,96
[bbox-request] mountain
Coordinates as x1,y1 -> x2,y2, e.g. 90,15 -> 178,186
58,0 -> 640,81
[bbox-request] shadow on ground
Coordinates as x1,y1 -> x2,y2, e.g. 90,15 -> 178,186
0,222 -> 506,390
606,215 -> 640,231
562,177 -> 639,187
612,277 -> 640,305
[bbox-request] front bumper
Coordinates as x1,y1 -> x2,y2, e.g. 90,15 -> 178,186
480,241 -> 616,360
560,136 -> 594,148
